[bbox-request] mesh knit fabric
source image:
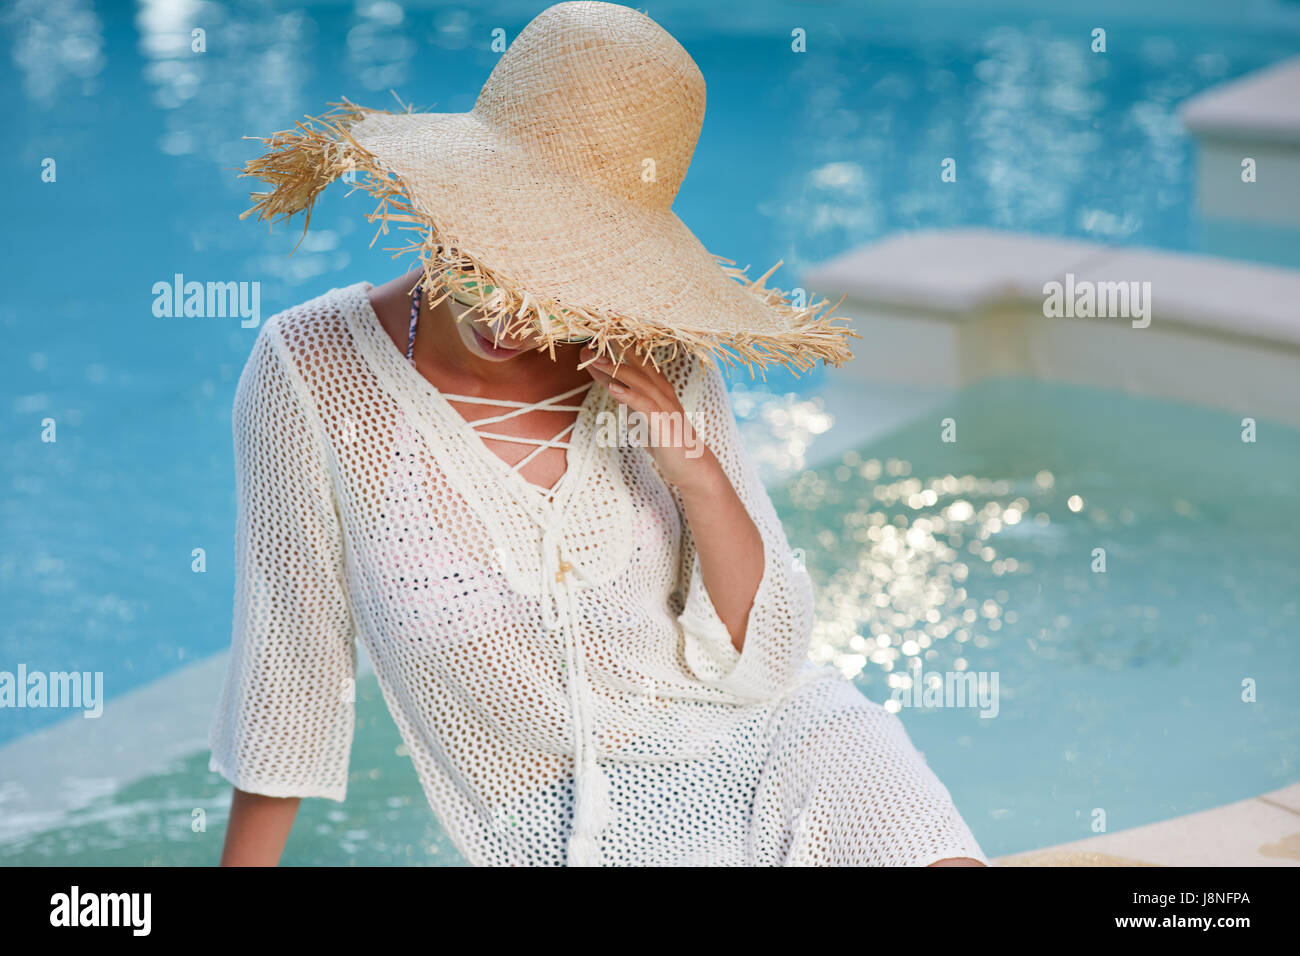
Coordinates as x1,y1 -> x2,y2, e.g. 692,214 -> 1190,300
207,282 -> 988,866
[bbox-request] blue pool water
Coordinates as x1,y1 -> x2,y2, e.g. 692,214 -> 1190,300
775,380 -> 1300,856
2,0 -> 1299,860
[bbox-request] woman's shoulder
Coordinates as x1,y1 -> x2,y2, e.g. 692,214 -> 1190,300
234,283 -> 369,420
255,283 -> 359,352
245,283 -> 365,380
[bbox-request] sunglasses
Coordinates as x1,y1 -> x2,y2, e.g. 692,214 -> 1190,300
443,272 -> 593,345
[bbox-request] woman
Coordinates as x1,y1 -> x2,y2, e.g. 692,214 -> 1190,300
209,1 -> 987,867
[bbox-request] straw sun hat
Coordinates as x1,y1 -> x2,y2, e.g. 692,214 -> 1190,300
240,1 -> 856,374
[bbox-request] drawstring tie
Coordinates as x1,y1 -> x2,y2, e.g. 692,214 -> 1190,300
406,281 -> 611,864
541,510 -> 614,865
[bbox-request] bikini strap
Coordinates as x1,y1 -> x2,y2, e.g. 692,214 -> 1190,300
406,282 -> 421,362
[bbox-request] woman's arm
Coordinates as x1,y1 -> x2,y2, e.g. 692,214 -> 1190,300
219,790 -> 301,866
661,448 -> 763,651
207,314 -> 357,865
584,349 -> 762,650
586,347 -> 815,700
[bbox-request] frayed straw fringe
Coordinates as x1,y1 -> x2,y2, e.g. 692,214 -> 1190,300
239,100 -> 859,378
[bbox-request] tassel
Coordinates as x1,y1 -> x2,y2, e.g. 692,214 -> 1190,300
566,832 -> 600,867
566,760 -> 613,866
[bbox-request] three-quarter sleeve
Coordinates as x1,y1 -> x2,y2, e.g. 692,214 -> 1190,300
207,319 -> 356,801
673,359 -> 815,701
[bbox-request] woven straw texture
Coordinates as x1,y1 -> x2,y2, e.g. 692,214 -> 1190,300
238,1 -> 857,376
207,284 -> 986,865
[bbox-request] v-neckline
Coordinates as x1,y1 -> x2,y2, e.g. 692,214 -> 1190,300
347,281 -> 604,508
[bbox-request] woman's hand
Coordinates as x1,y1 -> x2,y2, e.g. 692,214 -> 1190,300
580,346 -> 717,492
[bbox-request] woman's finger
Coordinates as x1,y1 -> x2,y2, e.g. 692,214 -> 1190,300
584,364 -> 665,416
584,364 -> 701,458
612,353 -> 679,410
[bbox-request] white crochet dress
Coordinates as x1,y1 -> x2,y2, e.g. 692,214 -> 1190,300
207,281 -> 988,867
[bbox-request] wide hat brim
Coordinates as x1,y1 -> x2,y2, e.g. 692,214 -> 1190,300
239,99 -> 856,375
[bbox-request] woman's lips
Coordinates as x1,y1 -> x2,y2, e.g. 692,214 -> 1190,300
472,325 -> 524,357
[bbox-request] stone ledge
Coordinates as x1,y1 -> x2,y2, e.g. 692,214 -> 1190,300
806,229 -> 1105,316
995,784 -> 1300,867
1180,56 -> 1300,146
808,229 -> 1300,348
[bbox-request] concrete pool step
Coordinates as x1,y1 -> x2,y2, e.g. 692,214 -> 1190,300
1180,56 -> 1300,229
995,784 -> 1300,867
0,647 -> 378,845
805,228 -> 1300,426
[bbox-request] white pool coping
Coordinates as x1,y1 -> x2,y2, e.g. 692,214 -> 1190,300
996,783 -> 1300,867
0,648 -> 376,845
808,228 -> 1300,345
806,228 -> 1300,424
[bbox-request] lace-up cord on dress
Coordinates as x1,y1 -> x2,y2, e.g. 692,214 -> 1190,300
407,284 -> 591,485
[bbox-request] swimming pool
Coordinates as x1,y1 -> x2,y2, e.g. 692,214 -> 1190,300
3,377 -> 1295,864
3,0 -> 1299,862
